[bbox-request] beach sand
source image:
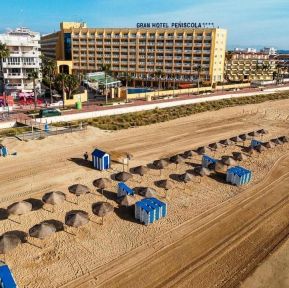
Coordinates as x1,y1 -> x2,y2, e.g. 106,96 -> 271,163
0,99 -> 289,287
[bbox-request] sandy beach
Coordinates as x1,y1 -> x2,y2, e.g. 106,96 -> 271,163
1,98 -> 289,287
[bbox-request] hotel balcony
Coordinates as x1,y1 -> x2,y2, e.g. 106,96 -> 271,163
3,72 -> 28,79
2,62 -> 21,68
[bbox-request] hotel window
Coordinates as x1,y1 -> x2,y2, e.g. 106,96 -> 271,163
64,33 -> 72,60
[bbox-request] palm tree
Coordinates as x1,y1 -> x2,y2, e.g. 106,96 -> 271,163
154,70 -> 165,90
55,73 -> 79,107
41,55 -> 57,104
28,71 -> 39,110
100,64 -> 111,104
0,42 -> 10,94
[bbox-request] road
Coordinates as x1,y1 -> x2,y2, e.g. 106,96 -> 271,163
62,154 -> 289,288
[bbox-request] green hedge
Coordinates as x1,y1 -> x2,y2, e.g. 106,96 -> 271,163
51,91 -> 289,131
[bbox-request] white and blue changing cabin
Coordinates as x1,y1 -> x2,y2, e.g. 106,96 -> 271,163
135,198 -> 167,225
92,149 -> 110,171
202,155 -> 216,168
0,262 -> 18,288
117,182 -> 134,198
226,166 -> 252,186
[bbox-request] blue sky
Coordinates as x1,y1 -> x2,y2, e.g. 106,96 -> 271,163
1,0 -> 289,49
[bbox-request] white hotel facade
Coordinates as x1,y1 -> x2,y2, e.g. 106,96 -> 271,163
0,27 -> 42,94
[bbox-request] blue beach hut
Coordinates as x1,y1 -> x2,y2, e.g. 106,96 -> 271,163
135,198 -> 167,225
251,139 -> 263,148
0,262 -> 17,288
117,182 -> 134,198
202,155 -> 216,168
226,166 -> 252,186
92,149 -> 110,170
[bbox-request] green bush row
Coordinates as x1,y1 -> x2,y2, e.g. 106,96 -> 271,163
50,91 -> 289,131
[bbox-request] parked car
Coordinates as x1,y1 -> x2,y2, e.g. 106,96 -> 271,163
39,108 -> 61,118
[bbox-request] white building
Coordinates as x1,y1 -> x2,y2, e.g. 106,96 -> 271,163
0,27 -> 42,94
234,47 -> 257,53
261,47 -> 277,56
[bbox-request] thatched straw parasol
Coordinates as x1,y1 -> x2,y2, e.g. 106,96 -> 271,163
230,136 -> 243,143
180,172 -> 193,183
209,142 -> 222,150
133,166 -> 149,176
29,222 -> 57,239
214,160 -> 227,173
222,156 -> 236,166
115,171 -> 133,182
232,152 -> 248,161
68,184 -> 90,204
153,159 -> 169,175
183,150 -> 198,158
263,141 -> 275,149
93,178 -> 111,195
170,155 -> 185,168
239,134 -> 251,141
68,184 -> 90,196
220,139 -> 233,146
42,191 -> 66,207
279,136 -> 289,143
271,138 -> 283,145
255,144 -> 267,153
248,131 -> 260,138
93,178 -> 111,190
118,195 -> 135,207
197,146 -> 211,155
65,211 -> 89,228
194,166 -> 211,177
92,202 -> 114,224
0,234 -> 21,254
257,129 -> 269,135
138,187 -> 156,197
153,159 -> 169,169
7,201 -> 32,216
157,179 -> 173,190
246,146 -> 256,156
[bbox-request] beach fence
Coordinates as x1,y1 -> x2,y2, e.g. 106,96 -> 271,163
135,198 -> 167,225
202,155 -> 217,168
226,166 -> 252,186
117,182 -> 134,198
15,123 -> 87,141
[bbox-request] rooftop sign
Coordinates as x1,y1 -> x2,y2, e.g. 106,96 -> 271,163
136,22 -> 215,29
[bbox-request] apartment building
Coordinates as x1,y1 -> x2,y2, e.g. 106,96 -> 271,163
41,22 -> 227,87
0,27 -> 42,94
225,52 -> 276,82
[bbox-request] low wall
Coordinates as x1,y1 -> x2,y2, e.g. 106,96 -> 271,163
126,83 -> 251,100
64,90 -> 88,106
0,121 -> 17,129
35,86 -> 289,124
126,86 -> 212,100
215,83 -> 250,90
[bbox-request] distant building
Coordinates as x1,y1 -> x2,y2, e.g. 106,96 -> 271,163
272,54 -> 289,81
0,27 -> 42,94
234,48 -> 257,53
225,51 -> 276,82
261,47 -> 277,56
40,22 -> 227,87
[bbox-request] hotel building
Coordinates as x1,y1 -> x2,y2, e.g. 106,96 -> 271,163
0,27 -> 42,93
225,52 -> 276,82
41,22 -> 227,87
